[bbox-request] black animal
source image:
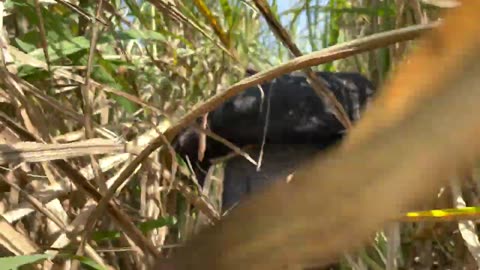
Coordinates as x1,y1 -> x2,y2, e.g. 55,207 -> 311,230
173,71 -> 376,211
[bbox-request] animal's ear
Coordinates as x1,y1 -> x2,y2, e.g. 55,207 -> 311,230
245,66 -> 258,76
172,127 -> 200,160
171,128 -> 207,186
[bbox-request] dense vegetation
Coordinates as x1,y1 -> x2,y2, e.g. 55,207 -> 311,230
0,0 -> 473,269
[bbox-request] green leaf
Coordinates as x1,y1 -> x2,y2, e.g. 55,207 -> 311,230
14,38 -> 36,53
56,254 -> 107,270
28,36 -> 90,62
92,230 -> 121,242
17,66 -> 49,80
220,0 -> 233,29
13,0 -> 75,40
0,254 -> 52,269
0,253 -> 106,270
138,216 -> 177,233
175,153 -> 188,169
95,57 -> 139,113
6,0 -> 30,8
116,29 -> 166,42
92,217 -> 176,242
69,255 -> 107,270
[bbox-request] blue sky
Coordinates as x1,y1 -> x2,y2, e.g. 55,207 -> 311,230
261,0 -> 327,56
277,0 -> 308,35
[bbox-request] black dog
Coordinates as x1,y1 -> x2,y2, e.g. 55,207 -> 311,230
173,71 -> 376,210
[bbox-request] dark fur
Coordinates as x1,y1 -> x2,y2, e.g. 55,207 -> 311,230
174,72 -> 375,209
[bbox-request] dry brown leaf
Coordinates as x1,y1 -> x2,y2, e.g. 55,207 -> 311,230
0,139 -> 128,164
0,216 -> 40,255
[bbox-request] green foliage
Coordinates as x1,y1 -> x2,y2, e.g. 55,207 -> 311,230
0,254 -> 106,270
64,255 -> 107,270
0,254 -> 52,270
138,216 -> 177,233
92,216 -> 176,242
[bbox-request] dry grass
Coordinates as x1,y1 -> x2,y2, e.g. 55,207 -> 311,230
0,1 -> 477,269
